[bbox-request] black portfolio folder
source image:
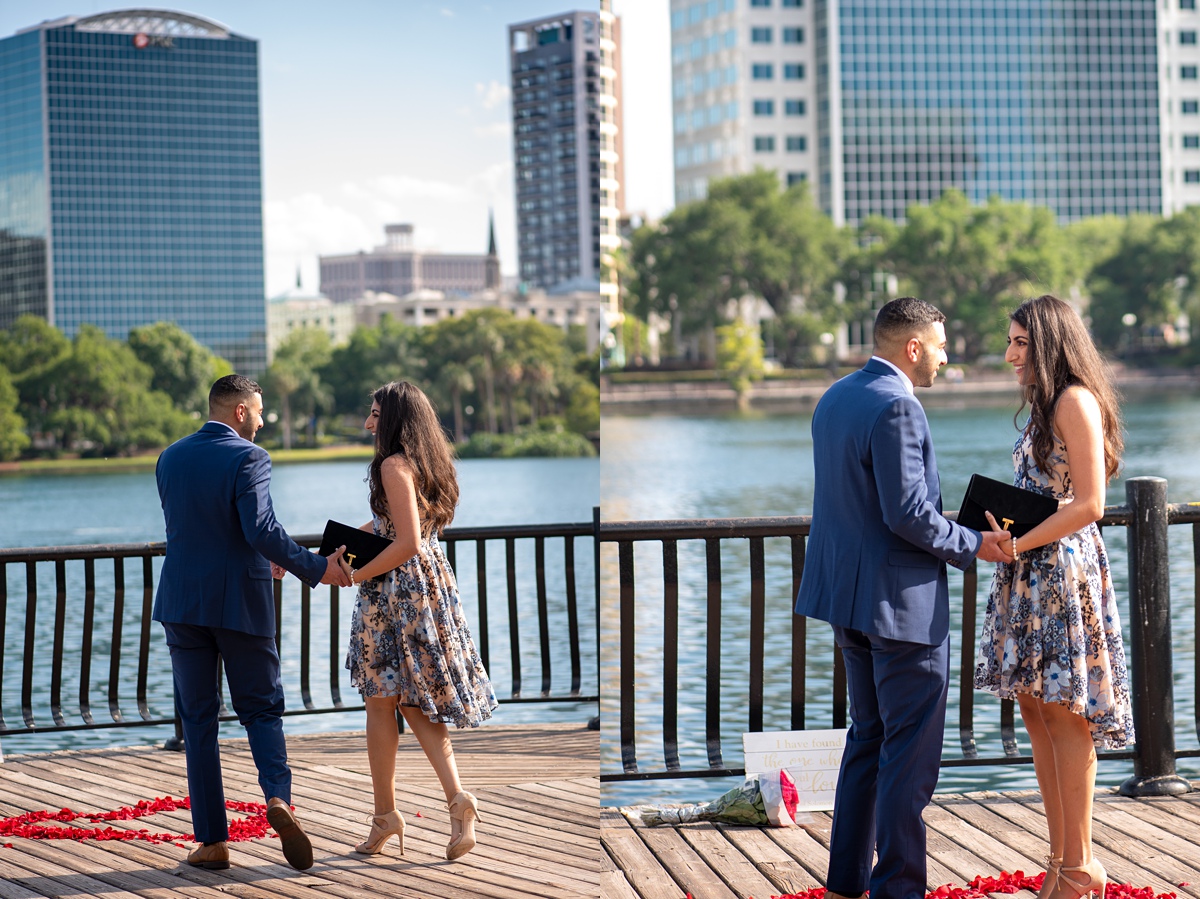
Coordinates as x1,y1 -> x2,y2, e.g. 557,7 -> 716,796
956,474 -> 1058,538
318,519 -> 393,570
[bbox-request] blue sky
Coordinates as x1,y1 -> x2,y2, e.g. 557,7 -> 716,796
2,1 -> 674,297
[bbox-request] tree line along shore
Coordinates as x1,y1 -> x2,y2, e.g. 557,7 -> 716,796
0,308 -> 600,464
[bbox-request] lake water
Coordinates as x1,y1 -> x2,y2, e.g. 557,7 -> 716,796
600,390 -> 1200,807
0,455 -> 599,755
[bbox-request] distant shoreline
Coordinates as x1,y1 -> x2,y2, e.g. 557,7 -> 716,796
0,444 -> 375,477
600,367 -> 1200,415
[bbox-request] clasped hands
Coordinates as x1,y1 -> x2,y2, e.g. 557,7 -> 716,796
976,510 -> 1018,563
270,545 -> 354,587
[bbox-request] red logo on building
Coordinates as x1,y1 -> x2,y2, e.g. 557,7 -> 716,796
132,32 -> 149,48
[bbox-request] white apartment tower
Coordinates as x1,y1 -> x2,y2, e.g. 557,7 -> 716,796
1161,0 -> 1200,214
671,0 -> 817,207
598,0 -> 624,315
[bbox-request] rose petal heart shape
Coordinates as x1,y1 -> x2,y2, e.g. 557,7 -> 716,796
0,796 -> 271,845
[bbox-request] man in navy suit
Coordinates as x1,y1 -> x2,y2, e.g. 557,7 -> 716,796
153,375 -> 351,871
795,298 -> 1008,899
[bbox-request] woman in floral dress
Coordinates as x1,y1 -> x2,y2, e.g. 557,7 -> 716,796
345,380 -> 497,860
975,295 -> 1133,899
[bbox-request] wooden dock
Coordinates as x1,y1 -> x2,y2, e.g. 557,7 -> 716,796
602,785 -> 1200,899
0,721 -> 599,899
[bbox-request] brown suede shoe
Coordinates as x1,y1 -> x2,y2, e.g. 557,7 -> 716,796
266,797 -> 313,870
186,841 -> 230,870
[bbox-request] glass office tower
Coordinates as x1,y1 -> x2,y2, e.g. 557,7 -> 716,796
819,0 -> 1162,224
672,0 -> 1163,226
0,10 -> 267,372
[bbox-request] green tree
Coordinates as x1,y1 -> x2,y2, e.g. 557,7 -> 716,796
0,364 -> 29,461
127,321 -> 230,414
878,190 -> 1071,360
0,315 -> 71,438
321,316 -> 423,417
39,325 -> 191,455
715,319 -> 765,412
265,329 -> 334,449
628,171 -> 850,343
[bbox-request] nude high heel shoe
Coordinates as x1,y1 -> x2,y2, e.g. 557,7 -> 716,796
353,809 -> 405,855
1037,856 -> 1063,899
446,791 -> 480,861
1054,859 -> 1106,899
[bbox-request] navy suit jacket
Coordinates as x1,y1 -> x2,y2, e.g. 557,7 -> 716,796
152,422 -> 326,638
794,359 -> 982,645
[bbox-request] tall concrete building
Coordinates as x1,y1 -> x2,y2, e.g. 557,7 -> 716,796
319,221 -> 501,304
671,0 -> 1168,226
509,8 -> 623,304
0,9 -> 268,371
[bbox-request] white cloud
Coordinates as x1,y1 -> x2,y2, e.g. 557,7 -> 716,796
475,79 -> 510,111
262,165 -> 517,297
474,120 -> 512,138
441,7 -> 455,17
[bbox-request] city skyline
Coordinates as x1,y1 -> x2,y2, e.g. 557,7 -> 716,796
0,1 -> 675,299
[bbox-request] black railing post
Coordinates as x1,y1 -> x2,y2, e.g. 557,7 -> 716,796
164,686 -> 184,751
1120,477 -> 1191,796
589,505 -> 600,731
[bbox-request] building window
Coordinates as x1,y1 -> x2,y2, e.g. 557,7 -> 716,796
1185,170 -> 1200,182
782,0 -> 803,6
786,135 -> 807,151
1184,0 -> 1197,10
1184,100 -> 1200,114
751,27 -> 773,43
752,63 -> 774,79
1184,65 -> 1199,79
754,135 -> 776,152
785,99 -> 807,115
1185,135 -> 1200,148
784,63 -> 806,80
787,172 -> 808,185
753,99 -> 775,115
782,27 -> 805,43
751,0 -> 771,5
1184,30 -> 1199,44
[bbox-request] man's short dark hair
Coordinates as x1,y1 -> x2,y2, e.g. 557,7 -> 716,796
873,297 -> 946,349
209,374 -> 261,416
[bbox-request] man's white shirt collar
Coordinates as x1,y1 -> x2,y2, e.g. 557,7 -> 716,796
871,356 -> 914,395
207,420 -> 241,436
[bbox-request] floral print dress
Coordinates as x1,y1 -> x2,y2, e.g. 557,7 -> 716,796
346,513 -> 497,728
973,425 -> 1134,750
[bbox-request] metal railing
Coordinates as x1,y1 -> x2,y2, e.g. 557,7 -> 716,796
0,517 -> 599,741
602,478 -> 1200,797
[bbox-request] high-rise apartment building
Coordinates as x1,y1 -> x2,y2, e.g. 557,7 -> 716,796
671,0 -> 1167,226
509,8 -> 622,303
1161,0 -> 1200,213
0,9 -> 268,371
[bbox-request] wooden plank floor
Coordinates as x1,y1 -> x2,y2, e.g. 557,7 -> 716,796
602,785 -> 1200,899
0,721 -> 599,899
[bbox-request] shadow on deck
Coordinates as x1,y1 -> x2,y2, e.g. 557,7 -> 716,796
602,786 -> 1200,899
0,722 -> 599,899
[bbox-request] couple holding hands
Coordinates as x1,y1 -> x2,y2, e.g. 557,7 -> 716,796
151,376 -> 497,870
797,295 -> 1134,899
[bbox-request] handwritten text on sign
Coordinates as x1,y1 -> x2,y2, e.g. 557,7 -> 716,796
742,729 -> 847,811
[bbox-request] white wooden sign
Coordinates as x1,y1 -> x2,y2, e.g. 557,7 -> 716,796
742,728 -> 847,812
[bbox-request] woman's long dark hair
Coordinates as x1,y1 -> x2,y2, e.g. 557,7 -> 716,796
1011,295 -> 1123,482
367,381 -> 459,537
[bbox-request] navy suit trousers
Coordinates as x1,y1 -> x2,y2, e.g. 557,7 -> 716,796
826,626 -> 950,899
163,623 -> 292,843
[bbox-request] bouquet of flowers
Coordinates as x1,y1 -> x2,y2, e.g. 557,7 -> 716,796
621,768 -> 804,827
